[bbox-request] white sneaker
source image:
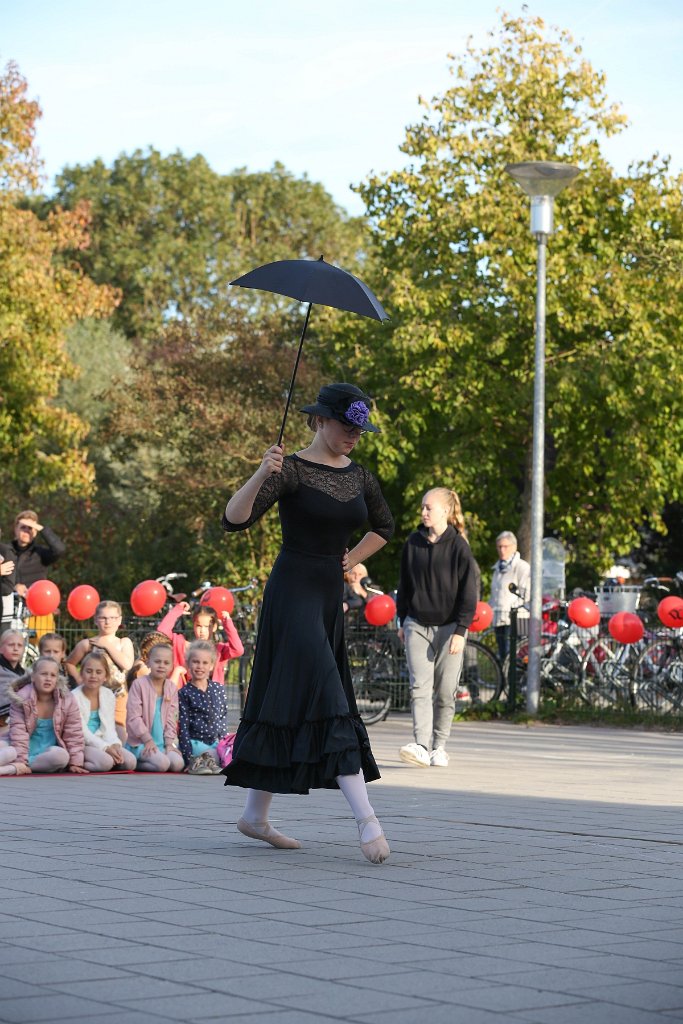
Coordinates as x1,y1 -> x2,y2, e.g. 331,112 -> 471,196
430,747 -> 449,767
399,742 -> 431,768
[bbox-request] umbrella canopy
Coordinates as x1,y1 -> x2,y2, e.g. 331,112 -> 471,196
231,256 -> 389,322
230,256 -> 388,445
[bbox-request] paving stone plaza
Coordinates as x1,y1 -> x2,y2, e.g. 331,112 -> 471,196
1,719 -> 682,1024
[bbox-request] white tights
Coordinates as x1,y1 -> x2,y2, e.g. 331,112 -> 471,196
242,770 -> 381,842
84,747 -> 137,772
0,741 -> 18,776
137,750 -> 184,773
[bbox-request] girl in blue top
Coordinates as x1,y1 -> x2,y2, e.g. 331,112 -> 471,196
125,645 -> 182,773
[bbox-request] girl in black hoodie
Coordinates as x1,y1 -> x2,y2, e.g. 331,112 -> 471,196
397,488 -> 478,768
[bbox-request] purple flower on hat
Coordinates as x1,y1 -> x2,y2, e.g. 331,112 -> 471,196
345,401 -> 370,427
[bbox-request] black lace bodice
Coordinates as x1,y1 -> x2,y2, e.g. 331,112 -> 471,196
223,454 -> 394,556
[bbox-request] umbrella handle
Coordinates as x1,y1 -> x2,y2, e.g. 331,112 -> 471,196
277,302 -> 313,447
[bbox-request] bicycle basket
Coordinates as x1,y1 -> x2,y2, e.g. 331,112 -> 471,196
595,585 -> 641,615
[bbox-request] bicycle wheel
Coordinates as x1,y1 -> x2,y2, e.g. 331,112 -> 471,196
580,637 -> 634,707
543,642 -> 582,698
462,639 -> 503,705
347,637 -> 392,725
500,637 -> 581,704
633,638 -> 683,713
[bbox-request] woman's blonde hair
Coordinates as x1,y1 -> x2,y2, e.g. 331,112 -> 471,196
139,631 -> 172,660
24,656 -> 69,695
80,649 -> 113,686
0,629 -> 25,649
425,488 -> 467,538
187,639 -> 217,667
38,632 -> 67,655
94,600 -> 122,618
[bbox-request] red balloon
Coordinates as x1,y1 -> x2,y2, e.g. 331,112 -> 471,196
469,601 -> 493,633
67,585 -> 100,621
200,587 -> 235,615
608,611 -> 644,644
130,580 -> 166,617
568,597 -> 600,629
26,580 -> 61,616
364,594 -> 396,627
658,596 -> 683,629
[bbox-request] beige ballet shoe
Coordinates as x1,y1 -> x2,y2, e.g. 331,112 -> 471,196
358,813 -> 390,864
236,817 -> 301,850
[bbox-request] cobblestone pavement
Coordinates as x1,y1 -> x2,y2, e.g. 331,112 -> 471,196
1,719 -> 682,1024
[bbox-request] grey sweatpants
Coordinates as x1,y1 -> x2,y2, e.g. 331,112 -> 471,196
403,617 -> 466,751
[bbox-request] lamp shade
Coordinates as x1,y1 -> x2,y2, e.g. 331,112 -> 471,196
505,161 -> 581,198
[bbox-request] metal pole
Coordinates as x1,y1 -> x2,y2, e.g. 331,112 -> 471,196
507,603 -> 518,711
526,235 -> 547,714
277,301 -> 313,447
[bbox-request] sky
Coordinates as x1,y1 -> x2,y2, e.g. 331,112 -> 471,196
3,0 -> 683,215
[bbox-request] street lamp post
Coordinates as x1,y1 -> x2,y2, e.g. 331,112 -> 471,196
505,161 -> 580,714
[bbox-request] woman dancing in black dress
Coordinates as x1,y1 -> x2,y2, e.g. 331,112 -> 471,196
222,383 -> 394,863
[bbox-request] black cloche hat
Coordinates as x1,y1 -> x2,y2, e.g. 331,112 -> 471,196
299,383 -> 380,433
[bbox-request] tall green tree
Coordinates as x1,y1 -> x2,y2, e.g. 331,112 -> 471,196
41,152 -> 367,592
330,12 -> 683,585
0,61 -> 118,504
49,152 -> 364,339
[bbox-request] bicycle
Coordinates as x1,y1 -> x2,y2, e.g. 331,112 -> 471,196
217,579 -> 260,712
499,599 -> 589,706
347,624 -> 504,725
630,573 -> 683,713
579,582 -> 653,708
346,628 -> 399,725
632,633 -> 683,714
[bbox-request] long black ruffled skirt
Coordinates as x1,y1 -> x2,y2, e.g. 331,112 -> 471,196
222,546 -> 381,794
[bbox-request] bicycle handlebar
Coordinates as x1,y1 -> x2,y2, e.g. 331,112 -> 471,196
156,572 -> 188,584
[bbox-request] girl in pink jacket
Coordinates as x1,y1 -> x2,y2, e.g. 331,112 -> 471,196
125,644 -> 183,773
6,657 -> 87,774
157,602 -> 243,686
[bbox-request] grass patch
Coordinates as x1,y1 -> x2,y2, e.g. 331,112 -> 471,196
456,698 -> 683,731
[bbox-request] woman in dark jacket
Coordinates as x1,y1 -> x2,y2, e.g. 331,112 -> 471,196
0,534 -> 17,631
397,488 -> 478,768
10,511 -> 65,593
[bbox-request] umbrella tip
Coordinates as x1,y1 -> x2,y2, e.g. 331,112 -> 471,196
318,254 -> 324,261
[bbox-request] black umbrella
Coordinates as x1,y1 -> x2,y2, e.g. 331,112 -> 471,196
231,256 -> 388,444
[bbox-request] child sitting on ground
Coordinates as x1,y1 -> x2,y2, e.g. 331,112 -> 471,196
126,632 -> 184,688
0,629 -> 26,718
66,601 -> 135,740
125,644 -> 183,773
38,633 -> 69,684
73,650 -> 137,772
5,656 -> 87,775
178,640 -> 229,775
158,602 -> 243,685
